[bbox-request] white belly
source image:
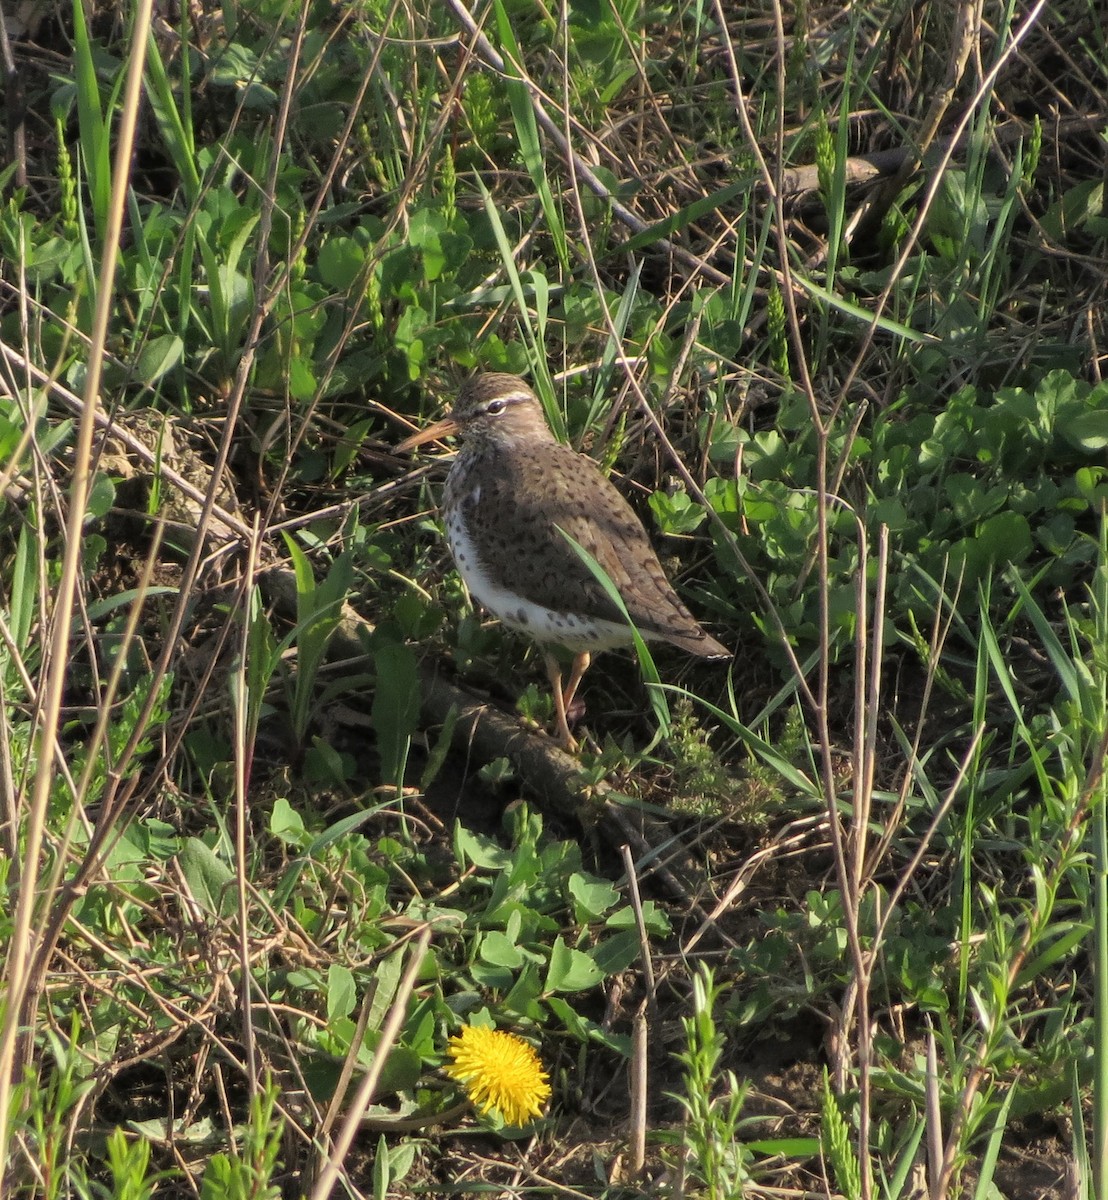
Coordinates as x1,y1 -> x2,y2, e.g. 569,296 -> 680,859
444,506 -> 633,652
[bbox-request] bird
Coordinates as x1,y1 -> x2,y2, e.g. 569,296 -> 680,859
396,373 -> 730,752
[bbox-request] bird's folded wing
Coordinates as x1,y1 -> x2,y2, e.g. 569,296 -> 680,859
467,443 -> 706,644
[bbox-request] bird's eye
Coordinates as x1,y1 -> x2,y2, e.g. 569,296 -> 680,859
485,399 -> 508,415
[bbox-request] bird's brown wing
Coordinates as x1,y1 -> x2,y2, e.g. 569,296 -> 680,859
465,440 -> 727,656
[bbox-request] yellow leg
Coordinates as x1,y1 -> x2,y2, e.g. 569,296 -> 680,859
561,651 -> 591,717
544,652 -> 579,753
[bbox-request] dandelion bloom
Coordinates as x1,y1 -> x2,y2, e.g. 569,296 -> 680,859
445,1024 -> 551,1126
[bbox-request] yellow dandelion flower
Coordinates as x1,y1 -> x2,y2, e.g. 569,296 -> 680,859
445,1024 -> 551,1127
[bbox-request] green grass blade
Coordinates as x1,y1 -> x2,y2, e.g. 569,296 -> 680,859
556,525 -> 670,741
143,30 -> 201,204
71,0 -> 111,242
492,0 -> 569,274
475,175 -> 562,438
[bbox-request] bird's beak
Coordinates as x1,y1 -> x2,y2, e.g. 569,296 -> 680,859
395,415 -> 459,453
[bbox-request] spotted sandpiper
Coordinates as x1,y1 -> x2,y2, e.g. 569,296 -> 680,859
397,373 -> 730,751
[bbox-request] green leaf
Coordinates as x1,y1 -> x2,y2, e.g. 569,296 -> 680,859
479,931 -> 526,968
287,356 -> 317,402
373,1132 -> 390,1199
747,1137 -> 822,1156
545,995 -> 590,1041
567,873 -> 619,921
870,497 -> 908,529
588,929 -> 640,976
123,818 -> 180,861
618,178 -> 751,254
649,488 -> 707,535
364,950 -> 405,1032
1014,923 -> 1091,987
454,825 -> 513,870
327,964 -> 356,1023
503,963 -> 544,1020
409,209 -> 447,281
976,511 -> 1032,565
372,641 -> 420,788
270,798 -> 306,846
86,471 -> 115,519
545,996 -> 632,1054
606,901 -> 670,936
134,333 -> 184,384
1062,408 -> 1108,452
178,838 -> 235,918
544,936 -> 604,993
1040,179 -> 1104,240
317,235 -> 367,290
